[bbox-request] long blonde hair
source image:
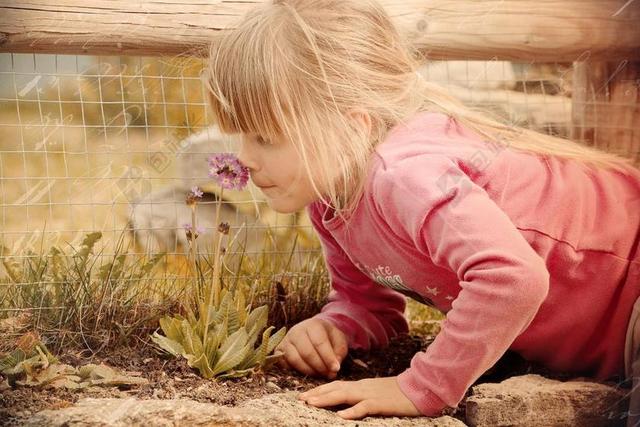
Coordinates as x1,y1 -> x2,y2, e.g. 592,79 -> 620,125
203,0 -> 636,219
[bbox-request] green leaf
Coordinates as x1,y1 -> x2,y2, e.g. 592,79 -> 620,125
179,319 -> 198,355
245,305 -> 268,337
242,326 -> 274,369
235,308 -> 269,371
235,288 -> 247,325
80,363 -> 148,387
47,246 -> 64,283
159,316 -> 184,343
99,254 -> 126,282
203,328 -> 221,364
266,326 -> 287,355
225,303 -> 240,336
219,338 -> 254,378
0,349 -> 27,373
187,352 -> 214,379
243,325 -> 285,370
48,377 -> 84,389
244,321 -> 262,353
262,353 -> 285,370
213,292 -> 232,325
77,364 -> 95,379
217,367 -> 255,379
212,328 -> 249,376
16,363 -> 76,388
151,332 -> 185,357
214,313 -> 229,352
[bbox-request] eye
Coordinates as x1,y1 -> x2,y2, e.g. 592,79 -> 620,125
256,135 -> 270,145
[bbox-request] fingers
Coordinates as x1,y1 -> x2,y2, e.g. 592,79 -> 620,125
301,385 -> 361,407
327,325 -> 348,363
276,319 -> 349,379
306,323 -> 340,374
274,349 -> 290,370
299,380 -> 343,398
276,337 -> 316,375
296,331 -> 333,376
304,389 -> 355,408
300,377 -> 422,420
280,338 -> 329,377
299,380 -> 381,420
337,400 -> 382,419
299,380 -> 369,412
281,342 -> 316,376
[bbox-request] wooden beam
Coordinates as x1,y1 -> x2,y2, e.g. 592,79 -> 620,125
0,1 -> 638,60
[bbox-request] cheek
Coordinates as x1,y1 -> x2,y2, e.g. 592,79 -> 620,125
277,163 -> 305,187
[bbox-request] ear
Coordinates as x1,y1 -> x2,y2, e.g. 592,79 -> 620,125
345,108 -> 372,138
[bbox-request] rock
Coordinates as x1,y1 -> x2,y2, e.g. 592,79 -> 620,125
465,374 -> 629,426
265,381 -> 281,391
24,393 -> 467,426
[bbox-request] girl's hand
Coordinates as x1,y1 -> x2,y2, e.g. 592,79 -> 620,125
274,317 -> 348,379
298,376 -> 423,419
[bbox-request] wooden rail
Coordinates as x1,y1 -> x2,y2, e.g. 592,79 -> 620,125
0,0 -> 638,60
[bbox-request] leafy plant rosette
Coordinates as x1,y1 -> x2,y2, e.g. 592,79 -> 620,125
0,332 -> 148,389
151,153 -> 286,379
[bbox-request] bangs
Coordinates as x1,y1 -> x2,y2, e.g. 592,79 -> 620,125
203,15 -> 294,141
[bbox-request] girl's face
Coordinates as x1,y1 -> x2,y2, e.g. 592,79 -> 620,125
238,133 -> 321,214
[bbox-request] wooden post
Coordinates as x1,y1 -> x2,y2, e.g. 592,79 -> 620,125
571,61 -> 640,163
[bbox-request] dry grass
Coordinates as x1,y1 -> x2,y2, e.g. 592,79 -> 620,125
0,226 -> 333,355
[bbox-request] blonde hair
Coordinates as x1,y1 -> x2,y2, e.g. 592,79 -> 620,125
203,0 -> 636,220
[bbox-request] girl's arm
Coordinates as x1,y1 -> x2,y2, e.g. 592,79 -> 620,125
373,154 -> 550,416
306,201 -> 409,351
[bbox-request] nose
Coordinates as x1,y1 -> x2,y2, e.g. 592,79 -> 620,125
237,139 -> 260,172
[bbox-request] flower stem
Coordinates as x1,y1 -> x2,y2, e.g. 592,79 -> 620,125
190,206 -> 197,267
190,204 -> 200,305
203,188 -> 224,340
211,233 -> 224,304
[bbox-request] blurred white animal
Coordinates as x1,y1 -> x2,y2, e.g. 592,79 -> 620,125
128,126 -> 314,258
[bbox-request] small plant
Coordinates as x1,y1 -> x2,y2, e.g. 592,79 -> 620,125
1,332 -> 148,389
151,154 -> 286,379
0,231 -> 167,351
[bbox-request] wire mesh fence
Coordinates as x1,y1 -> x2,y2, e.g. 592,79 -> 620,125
0,52 -> 638,330
0,54 -> 313,256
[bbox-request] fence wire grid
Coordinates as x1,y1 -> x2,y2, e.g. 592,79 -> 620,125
0,53 -> 638,320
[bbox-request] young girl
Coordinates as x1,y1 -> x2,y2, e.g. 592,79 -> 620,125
203,0 -> 640,423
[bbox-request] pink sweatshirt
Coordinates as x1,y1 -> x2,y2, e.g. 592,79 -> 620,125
309,111 -> 640,416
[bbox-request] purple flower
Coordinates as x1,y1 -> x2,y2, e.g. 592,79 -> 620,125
207,153 -> 249,190
190,186 -> 204,198
217,222 -> 230,235
183,223 -> 205,239
185,186 -> 204,206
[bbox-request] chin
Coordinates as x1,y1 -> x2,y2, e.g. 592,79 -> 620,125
269,204 -> 298,214
267,198 -> 303,214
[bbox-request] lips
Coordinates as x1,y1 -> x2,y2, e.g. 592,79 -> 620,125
255,183 -> 275,189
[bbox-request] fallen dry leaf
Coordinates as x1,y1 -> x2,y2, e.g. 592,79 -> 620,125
352,358 -> 369,369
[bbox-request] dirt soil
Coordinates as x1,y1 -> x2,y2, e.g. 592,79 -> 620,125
0,333 -> 576,426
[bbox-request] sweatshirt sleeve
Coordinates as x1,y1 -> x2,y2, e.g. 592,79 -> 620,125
373,154 -> 550,416
306,201 -> 409,351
